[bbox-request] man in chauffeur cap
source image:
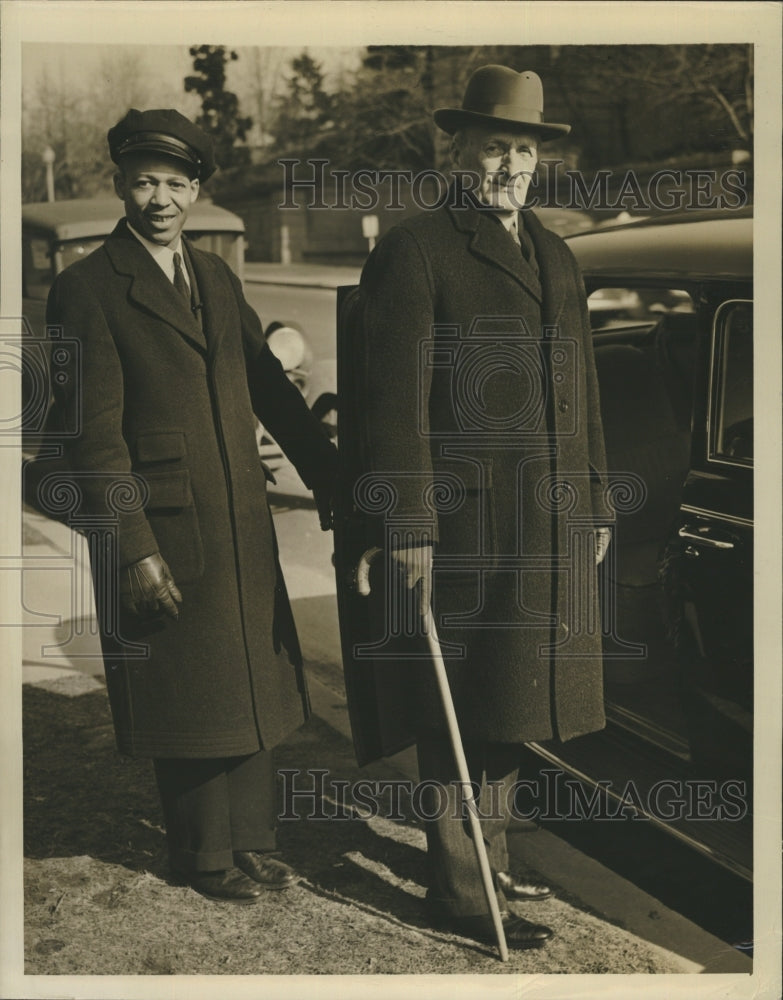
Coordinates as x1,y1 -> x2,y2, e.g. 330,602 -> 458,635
355,66 -> 612,947
47,108 -> 337,903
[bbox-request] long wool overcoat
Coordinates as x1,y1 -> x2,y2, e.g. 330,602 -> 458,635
356,193 -> 613,747
47,220 -> 336,759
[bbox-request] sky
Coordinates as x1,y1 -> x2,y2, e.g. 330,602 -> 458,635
22,41 -> 362,152
24,43 -> 197,103
22,41 -> 361,111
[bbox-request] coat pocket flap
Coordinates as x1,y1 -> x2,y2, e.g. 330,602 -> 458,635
135,431 -> 187,463
432,456 -> 493,496
141,469 -> 193,509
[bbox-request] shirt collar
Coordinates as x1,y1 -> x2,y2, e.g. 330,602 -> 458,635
126,222 -> 186,281
461,189 -> 519,232
482,210 -> 518,233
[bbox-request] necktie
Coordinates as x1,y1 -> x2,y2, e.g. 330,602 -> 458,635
172,251 -> 190,303
511,216 -> 538,274
508,215 -> 522,248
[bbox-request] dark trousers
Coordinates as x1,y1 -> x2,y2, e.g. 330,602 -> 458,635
415,731 -> 519,917
153,750 -> 277,873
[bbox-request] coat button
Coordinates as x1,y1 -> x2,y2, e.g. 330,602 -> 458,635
558,398 -> 569,413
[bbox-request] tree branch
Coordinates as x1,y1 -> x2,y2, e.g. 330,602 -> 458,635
707,83 -> 748,141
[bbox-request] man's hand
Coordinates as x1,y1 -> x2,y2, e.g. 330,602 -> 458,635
313,482 -> 335,531
390,544 -> 433,615
595,527 -> 611,565
120,553 -> 182,619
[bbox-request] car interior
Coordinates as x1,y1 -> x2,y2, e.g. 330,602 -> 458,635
591,292 -> 700,740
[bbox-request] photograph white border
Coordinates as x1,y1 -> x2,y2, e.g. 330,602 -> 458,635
1,2 -> 780,998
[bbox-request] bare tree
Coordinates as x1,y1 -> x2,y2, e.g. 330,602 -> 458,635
546,44 -> 754,164
22,49 -> 188,202
245,48 -> 287,149
92,50 -> 155,123
655,44 -> 753,143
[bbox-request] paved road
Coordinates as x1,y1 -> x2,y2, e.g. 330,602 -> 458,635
243,277 -> 345,414
245,284 -> 339,365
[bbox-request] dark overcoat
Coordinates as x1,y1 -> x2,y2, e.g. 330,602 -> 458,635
356,193 -> 612,747
47,220 -> 336,758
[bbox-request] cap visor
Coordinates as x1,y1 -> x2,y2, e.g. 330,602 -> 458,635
115,139 -> 200,174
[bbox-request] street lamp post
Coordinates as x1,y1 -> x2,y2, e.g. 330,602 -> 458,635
42,146 -> 56,202
361,214 -> 379,254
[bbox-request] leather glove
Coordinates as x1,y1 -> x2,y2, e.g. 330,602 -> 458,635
312,442 -> 339,532
313,482 -> 335,531
390,544 -> 433,615
120,552 -> 182,619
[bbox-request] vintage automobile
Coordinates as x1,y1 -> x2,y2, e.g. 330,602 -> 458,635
335,207 -> 753,882
21,197 -> 318,491
529,208 -> 754,880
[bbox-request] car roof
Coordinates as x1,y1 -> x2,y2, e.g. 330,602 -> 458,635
566,210 -> 752,283
22,197 -> 245,241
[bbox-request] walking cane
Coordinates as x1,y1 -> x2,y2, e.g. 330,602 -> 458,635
356,547 -> 509,962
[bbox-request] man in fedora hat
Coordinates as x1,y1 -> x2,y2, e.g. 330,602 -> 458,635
46,109 -> 337,903
355,66 -> 611,947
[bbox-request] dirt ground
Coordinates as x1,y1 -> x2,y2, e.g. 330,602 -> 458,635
22,675 -> 687,976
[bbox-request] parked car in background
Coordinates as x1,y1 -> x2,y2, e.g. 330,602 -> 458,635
22,197 -> 247,326
21,198 -> 318,494
532,206 -> 595,238
526,208 -> 753,879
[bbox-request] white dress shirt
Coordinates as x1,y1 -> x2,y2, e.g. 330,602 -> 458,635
126,223 -> 190,291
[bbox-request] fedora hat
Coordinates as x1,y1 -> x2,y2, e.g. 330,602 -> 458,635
434,65 -> 570,142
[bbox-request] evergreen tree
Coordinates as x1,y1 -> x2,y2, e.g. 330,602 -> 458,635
271,52 -> 334,156
184,45 -> 253,170
329,45 -> 437,172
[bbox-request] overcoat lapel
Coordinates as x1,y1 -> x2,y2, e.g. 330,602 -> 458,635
447,199 -> 543,303
103,221 -> 207,351
181,241 -> 203,335
523,209 -> 567,328
183,241 -> 230,359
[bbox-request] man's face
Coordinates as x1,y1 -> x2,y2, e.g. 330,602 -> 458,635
113,154 -> 199,246
452,126 -> 539,213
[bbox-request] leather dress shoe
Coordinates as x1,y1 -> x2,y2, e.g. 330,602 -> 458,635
179,867 -> 264,904
233,851 -> 298,890
497,870 -> 553,901
446,911 -> 553,949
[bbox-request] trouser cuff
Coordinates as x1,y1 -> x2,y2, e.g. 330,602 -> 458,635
169,846 -> 235,874
426,887 -> 509,919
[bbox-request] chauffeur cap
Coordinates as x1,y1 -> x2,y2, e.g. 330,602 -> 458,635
108,108 -> 217,180
434,65 -> 570,142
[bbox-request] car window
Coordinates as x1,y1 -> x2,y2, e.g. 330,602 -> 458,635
710,300 -> 753,465
187,231 -> 238,258
24,237 -> 105,301
187,231 -> 243,277
58,239 -> 105,272
23,238 -> 55,300
23,229 -> 244,302
588,286 -> 694,331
